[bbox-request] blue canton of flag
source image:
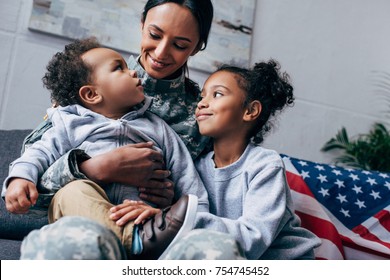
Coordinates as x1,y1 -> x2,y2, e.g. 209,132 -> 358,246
289,157 -> 390,230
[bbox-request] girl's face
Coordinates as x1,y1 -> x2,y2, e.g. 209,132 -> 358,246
140,3 -> 200,79
82,48 -> 145,118
196,71 -> 248,139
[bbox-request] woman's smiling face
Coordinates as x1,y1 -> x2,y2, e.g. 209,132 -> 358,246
139,3 -> 200,80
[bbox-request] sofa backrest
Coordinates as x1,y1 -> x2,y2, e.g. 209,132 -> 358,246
0,130 -> 32,186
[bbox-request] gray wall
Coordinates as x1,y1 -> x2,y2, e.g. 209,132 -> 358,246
1,0 -> 390,163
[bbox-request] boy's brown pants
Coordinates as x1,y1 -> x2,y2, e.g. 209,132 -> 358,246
48,179 -> 134,256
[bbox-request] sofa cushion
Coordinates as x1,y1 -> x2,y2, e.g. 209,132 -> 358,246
0,197 -> 48,240
0,238 -> 22,260
0,129 -> 32,186
0,129 -> 48,240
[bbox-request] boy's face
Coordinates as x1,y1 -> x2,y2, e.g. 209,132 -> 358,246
82,48 -> 145,116
196,70 -> 248,139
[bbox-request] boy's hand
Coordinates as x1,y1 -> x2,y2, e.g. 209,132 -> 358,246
109,200 -> 160,226
5,178 -> 38,214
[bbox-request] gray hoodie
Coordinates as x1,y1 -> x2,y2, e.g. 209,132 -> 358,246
3,96 -> 209,211
194,143 -> 321,259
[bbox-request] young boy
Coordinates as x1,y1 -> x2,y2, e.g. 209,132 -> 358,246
2,37 -> 209,259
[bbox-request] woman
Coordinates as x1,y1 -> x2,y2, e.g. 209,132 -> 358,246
4,0 -> 213,213
8,0 -> 243,260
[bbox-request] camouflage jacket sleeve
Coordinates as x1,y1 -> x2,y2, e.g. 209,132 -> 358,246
23,119 -> 90,208
22,119 -> 53,153
35,149 -> 90,207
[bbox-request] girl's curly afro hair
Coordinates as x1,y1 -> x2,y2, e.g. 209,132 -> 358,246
217,59 -> 295,144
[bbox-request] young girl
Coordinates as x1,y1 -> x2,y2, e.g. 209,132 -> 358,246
186,60 -> 320,259
113,60 -> 321,259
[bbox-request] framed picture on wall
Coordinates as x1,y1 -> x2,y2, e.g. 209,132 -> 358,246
28,0 -> 255,72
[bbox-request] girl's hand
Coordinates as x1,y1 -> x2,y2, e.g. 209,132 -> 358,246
109,200 -> 161,226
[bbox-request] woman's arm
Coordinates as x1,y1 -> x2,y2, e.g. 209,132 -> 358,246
29,120 -> 174,208
79,142 -> 174,207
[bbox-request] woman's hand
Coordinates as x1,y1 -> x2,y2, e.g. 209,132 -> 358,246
79,142 -> 174,208
138,178 -> 174,208
109,200 -> 161,226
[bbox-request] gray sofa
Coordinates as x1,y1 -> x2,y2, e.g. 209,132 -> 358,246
1,130 -> 388,260
0,130 -> 48,260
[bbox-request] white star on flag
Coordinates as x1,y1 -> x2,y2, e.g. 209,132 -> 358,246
317,174 -> 327,183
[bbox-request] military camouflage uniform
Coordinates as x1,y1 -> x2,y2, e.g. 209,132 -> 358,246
21,217 -> 244,260
20,216 -> 126,260
160,229 -> 245,260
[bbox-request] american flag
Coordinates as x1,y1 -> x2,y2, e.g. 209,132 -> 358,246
282,155 -> 390,260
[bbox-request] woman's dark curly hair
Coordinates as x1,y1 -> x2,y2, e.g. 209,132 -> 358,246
42,37 -> 101,106
217,59 -> 294,144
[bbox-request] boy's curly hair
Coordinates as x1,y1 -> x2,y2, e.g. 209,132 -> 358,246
217,59 -> 294,144
42,37 -> 101,106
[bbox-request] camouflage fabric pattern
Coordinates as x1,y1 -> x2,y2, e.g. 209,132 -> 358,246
128,55 -> 211,159
21,218 -> 244,260
160,229 -> 246,260
36,149 -> 90,207
20,216 -> 126,260
21,119 -> 52,153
